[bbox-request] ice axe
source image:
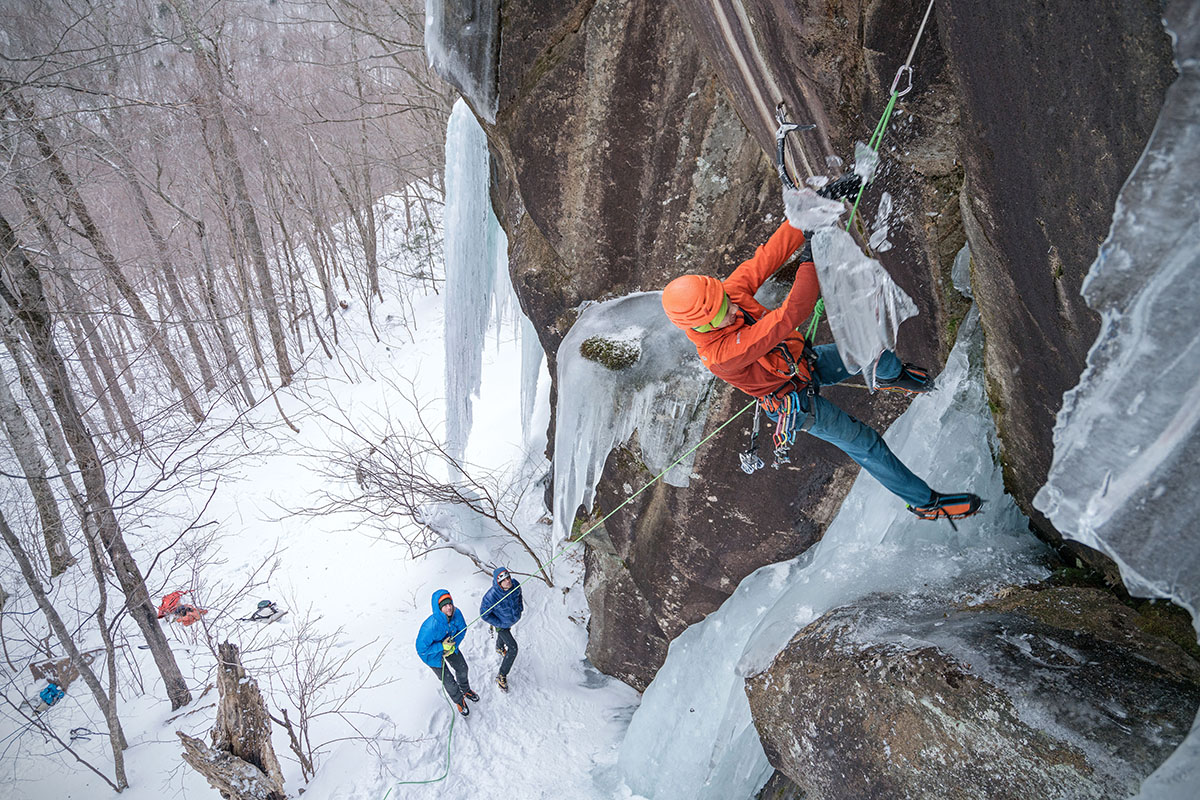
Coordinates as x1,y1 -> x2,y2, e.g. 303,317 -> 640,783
775,102 -> 815,191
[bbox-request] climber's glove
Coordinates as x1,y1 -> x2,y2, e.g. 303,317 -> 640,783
817,172 -> 862,202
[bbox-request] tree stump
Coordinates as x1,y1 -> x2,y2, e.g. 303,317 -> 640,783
178,642 -> 285,800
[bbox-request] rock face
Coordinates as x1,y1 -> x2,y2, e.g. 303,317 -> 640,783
483,0 -> 917,689
470,0 -> 1177,685
936,1 -> 1176,562
744,586 -> 1200,800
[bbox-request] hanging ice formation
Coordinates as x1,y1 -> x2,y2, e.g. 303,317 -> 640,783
552,293 -> 714,541
811,225 -> 918,389
613,308 -> 1046,800
1034,5 -> 1200,796
784,185 -> 919,390
424,0 -> 499,123
442,99 -> 542,461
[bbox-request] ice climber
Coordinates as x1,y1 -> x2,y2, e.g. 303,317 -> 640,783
479,566 -> 523,692
660,192 -> 982,523
416,589 -> 479,716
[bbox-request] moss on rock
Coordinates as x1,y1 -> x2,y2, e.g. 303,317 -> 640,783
580,335 -> 641,370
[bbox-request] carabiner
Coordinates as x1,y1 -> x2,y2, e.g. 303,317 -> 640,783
889,65 -> 913,97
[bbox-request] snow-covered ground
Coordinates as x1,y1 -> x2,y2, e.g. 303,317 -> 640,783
0,191 -> 639,799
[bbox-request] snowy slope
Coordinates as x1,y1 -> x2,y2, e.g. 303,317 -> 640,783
0,194 -> 639,800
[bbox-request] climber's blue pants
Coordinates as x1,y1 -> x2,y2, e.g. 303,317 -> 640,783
769,345 -> 934,507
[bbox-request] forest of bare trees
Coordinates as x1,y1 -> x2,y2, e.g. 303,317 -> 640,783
0,0 -> 452,790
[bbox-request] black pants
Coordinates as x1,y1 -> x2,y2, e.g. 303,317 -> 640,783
429,650 -> 470,703
496,627 -> 519,677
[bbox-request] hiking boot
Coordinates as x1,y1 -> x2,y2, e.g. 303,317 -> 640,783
908,492 -> 984,525
455,698 -> 470,717
878,363 -> 931,394
462,689 -> 480,703
496,644 -> 507,656
496,674 -> 509,693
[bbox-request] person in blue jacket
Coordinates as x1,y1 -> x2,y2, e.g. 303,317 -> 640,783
480,567 -> 523,692
415,589 -> 478,716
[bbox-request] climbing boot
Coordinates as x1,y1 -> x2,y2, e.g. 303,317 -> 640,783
496,674 -> 509,693
496,644 -> 507,657
908,492 -> 983,525
455,698 -> 470,717
463,689 -> 480,703
878,363 -> 931,394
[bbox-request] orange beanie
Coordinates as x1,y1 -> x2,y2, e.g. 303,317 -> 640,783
662,275 -> 725,329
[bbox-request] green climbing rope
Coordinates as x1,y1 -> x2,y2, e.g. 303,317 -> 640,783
807,0 -> 936,340
804,51 -> 912,341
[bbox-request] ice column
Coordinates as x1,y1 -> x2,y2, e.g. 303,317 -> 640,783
552,293 -> 714,541
1034,6 -> 1200,797
443,99 -> 541,462
614,308 -> 1045,800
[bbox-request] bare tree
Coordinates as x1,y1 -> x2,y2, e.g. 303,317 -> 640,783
303,382 -> 554,585
0,366 -> 75,576
167,0 -> 295,387
0,509 -> 128,790
2,91 -> 205,422
263,607 -> 393,783
0,214 -> 192,709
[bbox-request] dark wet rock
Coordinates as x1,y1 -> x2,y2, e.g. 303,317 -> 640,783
483,0 -> 908,687
936,1 -> 1175,568
745,586 -> 1200,799
459,0 -> 1178,688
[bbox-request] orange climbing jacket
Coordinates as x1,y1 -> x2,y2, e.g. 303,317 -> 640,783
671,222 -> 818,399
157,590 -> 189,619
157,590 -> 208,626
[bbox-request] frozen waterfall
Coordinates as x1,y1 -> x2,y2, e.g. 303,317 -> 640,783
551,293 -> 715,541
1034,5 -> 1200,797
611,308 -> 1047,800
443,99 -> 543,461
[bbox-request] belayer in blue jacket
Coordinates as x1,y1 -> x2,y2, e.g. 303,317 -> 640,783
415,589 -> 478,716
479,567 -> 523,692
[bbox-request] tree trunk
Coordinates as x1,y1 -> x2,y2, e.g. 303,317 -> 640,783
0,372 -> 75,576
99,121 -> 218,393
195,221 -> 256,405
177,642 -> 285,800
0,322 -> 79,493
14,183 -> 144,444
3,93 -> 204,422
170,0 -> 294,386
0,510 -> 128,790
0,214 -> 192,710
